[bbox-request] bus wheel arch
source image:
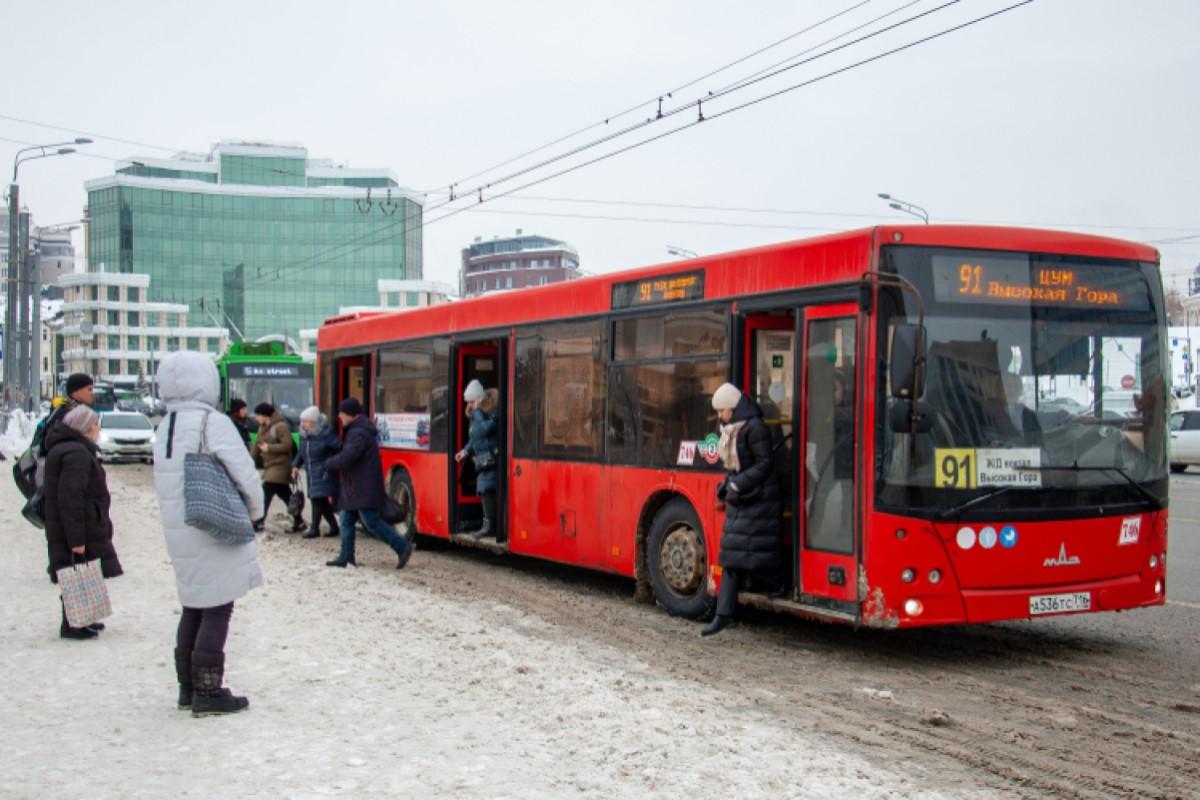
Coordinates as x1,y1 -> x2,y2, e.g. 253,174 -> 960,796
643,494 -> 716,620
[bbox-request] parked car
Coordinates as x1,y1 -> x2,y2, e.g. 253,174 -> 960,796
1170,410 -> 1200,473
97,411 -> 156,463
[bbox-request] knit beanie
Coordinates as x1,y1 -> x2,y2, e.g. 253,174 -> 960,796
463,379 -> 485,402
65,373 -> 94,396
300,405 -> 321,424
711,382 -> 743,411
63,404 -> 99,434
338,397 -> 363,416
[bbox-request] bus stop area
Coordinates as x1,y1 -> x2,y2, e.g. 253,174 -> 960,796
2,461 -> 1197,798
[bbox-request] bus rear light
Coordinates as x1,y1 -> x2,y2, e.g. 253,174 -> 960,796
1149,554 -> 1158,570
1155,580 -> 1163,595
928,569 -> 942,585
904,599 -> 924,616
901,568 -> 916,584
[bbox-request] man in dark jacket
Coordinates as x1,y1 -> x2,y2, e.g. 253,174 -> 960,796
35,373 -> 95,458
323,397 -> 413,569
703,382 -> 784,637
227,399 -> 252,451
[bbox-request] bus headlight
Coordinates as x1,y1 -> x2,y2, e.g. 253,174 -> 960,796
904,599 -> 924,616
1149,554 -> 1158,570
928,569 -> 942,585
1155,580 -> 1163,595
901,568 -> 916,584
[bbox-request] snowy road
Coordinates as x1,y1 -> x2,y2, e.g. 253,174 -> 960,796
2,464 -> 959,799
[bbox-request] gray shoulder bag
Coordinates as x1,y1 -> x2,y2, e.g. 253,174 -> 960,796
169,411 -> 256,545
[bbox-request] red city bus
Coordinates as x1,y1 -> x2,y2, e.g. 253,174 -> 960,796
316,225 -> 1169,628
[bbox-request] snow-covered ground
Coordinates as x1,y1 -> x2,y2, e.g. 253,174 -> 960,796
1,465 -> 951,799
1,409 -> 38,457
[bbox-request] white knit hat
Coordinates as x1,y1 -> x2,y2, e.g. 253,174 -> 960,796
711,382 -> 742,410
300,405 -> 321,424
463,379 -> 485,402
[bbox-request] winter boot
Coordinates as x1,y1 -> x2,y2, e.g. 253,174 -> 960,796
252,518 -> 265,532
190,650 -> 249,717
470,518 -> 492,540
290,516 -> 307,533
60,601 -> 98,640
325,557 -> 356,568
700,615 -> 738,637
395,540 -> 414,569
174,648 -> 193,710
302,524 -> 320,540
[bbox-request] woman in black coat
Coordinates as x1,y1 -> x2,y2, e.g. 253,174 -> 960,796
703,382 -> 783,637
43,405 -> 123,639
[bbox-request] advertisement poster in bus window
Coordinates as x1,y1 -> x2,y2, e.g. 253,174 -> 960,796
543,353 -> 599,451
376,413 -> 430,449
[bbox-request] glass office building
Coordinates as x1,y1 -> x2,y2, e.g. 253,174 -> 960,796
84,142 -> 422,340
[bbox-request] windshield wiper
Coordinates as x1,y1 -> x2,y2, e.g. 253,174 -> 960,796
935,485 -> 1018,520
1017,463 -> 1163,508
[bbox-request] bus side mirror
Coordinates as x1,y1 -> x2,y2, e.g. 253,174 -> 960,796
890,324 -> 926,400
890,399 -> 933,434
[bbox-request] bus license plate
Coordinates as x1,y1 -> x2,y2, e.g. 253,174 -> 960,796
1029,592 -> 1091,616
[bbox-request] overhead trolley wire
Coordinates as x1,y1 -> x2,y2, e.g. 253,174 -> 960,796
426,0 -> 877,194
234,0 -> 1035,290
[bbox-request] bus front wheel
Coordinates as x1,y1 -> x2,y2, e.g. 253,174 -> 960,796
647,498 -> 715,620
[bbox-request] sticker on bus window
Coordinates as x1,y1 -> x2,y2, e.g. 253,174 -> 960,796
678,434 -> 720,466
935,448 -> 1041,489
677,441 -> 697,465
935,448 -> 977,488
1118,516 -> 1141,546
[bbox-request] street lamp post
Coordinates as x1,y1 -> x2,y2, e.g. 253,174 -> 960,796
877,192 -> 930,224
4,138 -> 90,410
666,245 -> 698,259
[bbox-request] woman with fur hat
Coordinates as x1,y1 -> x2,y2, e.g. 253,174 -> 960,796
703,382 -> 784,637
454,379 -> 501,541
42,404 -> 123,639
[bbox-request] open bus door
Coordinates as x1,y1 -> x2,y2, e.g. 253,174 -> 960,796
450,338 -> 507,545
741,313 -> 798,593
798,303 -> 860,617
335,355 -> 370,433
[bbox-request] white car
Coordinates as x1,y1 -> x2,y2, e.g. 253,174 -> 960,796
1169,410 -> 1200,473
98,411 -> 156,463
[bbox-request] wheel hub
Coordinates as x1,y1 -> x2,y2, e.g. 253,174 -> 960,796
660,523 -> 703,595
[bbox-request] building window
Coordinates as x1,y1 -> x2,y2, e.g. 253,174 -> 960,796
506,277 -> 512,289
127,311 -> 140,327
108,359 -> 121,375
187,337 -> 200,351
107,310 -> 120,326
167,337 -> 179,352
208,338 -> 220,352
107,285 -> 120,301
147,336 -> 160,352
108,335 -> 121,351
407,291 -> 419,306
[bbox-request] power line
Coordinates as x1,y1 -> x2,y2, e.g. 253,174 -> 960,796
424,0 -> 967,217
236,0 -> 1033,289
0,114 -> 181,154
429,0 -> 878,193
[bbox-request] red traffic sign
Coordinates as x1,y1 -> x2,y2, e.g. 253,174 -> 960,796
1120,374 -> 1136,389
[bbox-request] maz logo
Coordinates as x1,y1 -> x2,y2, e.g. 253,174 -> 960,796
1044,543 -> 1081,568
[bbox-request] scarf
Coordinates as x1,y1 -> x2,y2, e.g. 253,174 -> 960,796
718,420 -> 746,473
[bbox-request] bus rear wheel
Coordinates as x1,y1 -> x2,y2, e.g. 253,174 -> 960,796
647,498 -> 715,620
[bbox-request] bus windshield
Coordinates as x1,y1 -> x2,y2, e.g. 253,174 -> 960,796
225,362 -> 315,430
878,246 -> 1168,517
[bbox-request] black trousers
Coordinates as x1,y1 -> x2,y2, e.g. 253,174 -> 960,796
309,496 -> 339,534
177,602 -> 235,654
262,482 -> 294,518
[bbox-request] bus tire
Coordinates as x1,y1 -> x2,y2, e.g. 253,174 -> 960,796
387,470 -> 420,546
646,498 -> 715,620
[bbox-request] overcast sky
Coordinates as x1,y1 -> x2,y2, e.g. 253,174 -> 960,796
3,0 -> 1198,294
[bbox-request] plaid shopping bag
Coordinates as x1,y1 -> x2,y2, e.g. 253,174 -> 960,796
56,558 -> 113,629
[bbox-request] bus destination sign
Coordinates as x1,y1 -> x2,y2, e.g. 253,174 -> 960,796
930,253 -> 1148,311
612,270 -> 705,309
228,363 -> 307,379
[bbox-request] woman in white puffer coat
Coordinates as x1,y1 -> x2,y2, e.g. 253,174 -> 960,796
153,352 -> 264,717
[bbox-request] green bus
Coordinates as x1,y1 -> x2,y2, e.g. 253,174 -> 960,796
215,342 -> 315,442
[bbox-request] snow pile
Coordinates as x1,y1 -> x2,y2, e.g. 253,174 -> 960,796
0,409 -> 37,457
0,467 -> 954,798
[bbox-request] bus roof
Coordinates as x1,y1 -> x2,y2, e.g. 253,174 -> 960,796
318,225 -> 1159,352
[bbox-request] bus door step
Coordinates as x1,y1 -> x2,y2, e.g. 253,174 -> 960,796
738,592 -> 858,626
449,534 -> 510,554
